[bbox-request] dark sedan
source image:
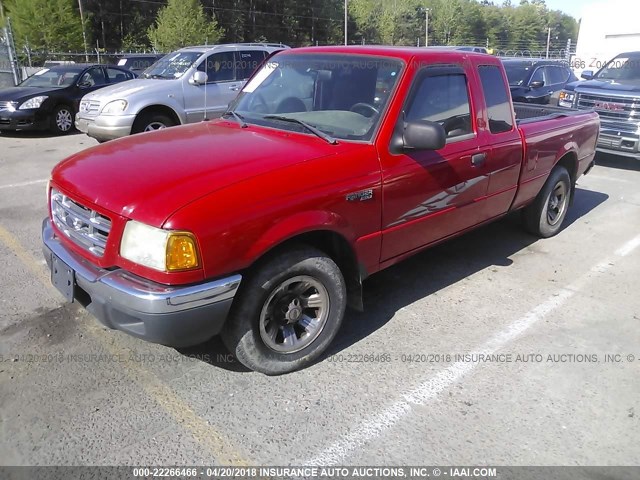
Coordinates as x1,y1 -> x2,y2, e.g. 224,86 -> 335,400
502,58 -> 577,105
0,64 -> 135,135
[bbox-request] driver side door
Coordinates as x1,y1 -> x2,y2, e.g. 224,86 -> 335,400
184,51 -> 242,123
379,66 -> 491,261
71,66 -> 108,111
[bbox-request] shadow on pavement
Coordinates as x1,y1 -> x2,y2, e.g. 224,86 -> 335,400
182,187 -> 609,373
0,129 -> 82,139
595,152 -> 640,172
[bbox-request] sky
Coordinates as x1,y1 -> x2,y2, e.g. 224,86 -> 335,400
542,0 -> 618,19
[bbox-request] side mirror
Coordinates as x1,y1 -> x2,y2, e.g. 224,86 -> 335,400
403,120 -> 446,151
529,80 -> 544,89
190,71 -> 208,85
581,70 -> 594,80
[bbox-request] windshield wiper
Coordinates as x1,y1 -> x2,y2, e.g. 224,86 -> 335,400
222,110 -> 248,128
263,115 -> 337,145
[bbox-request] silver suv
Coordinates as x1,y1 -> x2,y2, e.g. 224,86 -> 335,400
75,43 -> 287,141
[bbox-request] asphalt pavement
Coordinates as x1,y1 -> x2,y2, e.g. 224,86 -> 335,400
0,129 -> 638,467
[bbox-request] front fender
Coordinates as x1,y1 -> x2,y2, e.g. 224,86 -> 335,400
242,210 -> 355,265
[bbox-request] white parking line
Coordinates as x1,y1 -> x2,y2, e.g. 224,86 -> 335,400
306,233 -> 640,466
0,179 -> 48,190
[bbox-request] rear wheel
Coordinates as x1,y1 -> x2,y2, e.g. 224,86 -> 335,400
132,111 -> 176,134
522,165 -> 571,238
222,246 -> 346,375
50,105 -> 74,135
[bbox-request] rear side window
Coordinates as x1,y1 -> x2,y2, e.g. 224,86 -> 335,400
406,73 -> 472,139
478,65 -> 513,134
545,65 -> 568,85
236,50 -> 266,80
106,68 -> 131,83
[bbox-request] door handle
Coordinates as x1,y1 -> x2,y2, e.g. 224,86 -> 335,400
229,86 -> 240,91
471,152 -> 486,167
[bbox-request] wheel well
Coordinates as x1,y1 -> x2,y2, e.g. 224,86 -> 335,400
254,231 -> 365,311
556,152 -> 578,205
133,105 -> 181,130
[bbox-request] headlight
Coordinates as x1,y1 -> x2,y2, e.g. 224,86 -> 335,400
19,96 -> 48,109
101,99 -> 128,114
558,90 -> 575,107
120,220 -> 200,272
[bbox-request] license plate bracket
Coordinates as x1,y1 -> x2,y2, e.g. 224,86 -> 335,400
51,254 -> 75,302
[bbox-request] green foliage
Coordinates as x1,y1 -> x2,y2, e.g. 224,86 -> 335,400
147,0 -> 223,51
6,0 -> 85,52
4,0 -> 579,55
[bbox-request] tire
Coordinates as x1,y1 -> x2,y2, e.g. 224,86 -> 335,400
132,112 -> 175,134
222,246 -> 347,375
522,165 -> 572,238
50,105 -> 74,135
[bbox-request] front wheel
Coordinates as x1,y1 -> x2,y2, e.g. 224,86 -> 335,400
132,112 -> 176,134
50,105 -> 74,135
222,246 -> 347,375
522,165 -> 572,238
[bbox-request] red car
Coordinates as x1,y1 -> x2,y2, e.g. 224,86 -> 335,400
43,46 -> 599,374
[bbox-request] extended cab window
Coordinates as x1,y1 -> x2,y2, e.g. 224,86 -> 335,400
198,51 -> 235,83
478,65 -> 513,134
406,72 -> 472,139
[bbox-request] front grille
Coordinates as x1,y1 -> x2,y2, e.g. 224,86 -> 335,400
577,92 -> 640,124
0,101 -> 15,110
50,189 -> 112,257
79,99 -> 101,117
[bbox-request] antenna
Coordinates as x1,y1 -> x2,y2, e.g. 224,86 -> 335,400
203,61 -> 208,122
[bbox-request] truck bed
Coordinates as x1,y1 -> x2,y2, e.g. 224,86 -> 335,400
514,102 -> 586,125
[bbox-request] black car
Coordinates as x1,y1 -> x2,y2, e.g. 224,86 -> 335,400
0,64 -> 135,135
116,54 -> 164,75
502,58 -> 577,105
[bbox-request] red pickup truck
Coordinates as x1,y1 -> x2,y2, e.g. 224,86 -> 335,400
43,47 -> 599,374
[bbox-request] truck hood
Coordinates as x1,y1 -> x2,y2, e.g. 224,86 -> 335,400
79,78 -> 174,103
52,121 -> 355,226
565,78 -> 640,93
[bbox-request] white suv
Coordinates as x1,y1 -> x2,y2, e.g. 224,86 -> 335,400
75,43 -> 287,141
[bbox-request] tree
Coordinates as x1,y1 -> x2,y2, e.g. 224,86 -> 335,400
6,0 -> 85,52
147,0 -> 223,51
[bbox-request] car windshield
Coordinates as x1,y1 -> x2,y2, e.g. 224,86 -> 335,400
503,63 -> 532,86
596,54 -> 640,82
20,68 -> 80,88
231,54 -> 403,142
141,51 -> 202,79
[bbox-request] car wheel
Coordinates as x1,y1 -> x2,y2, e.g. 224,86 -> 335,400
50,105 -> 74,135
222,246 -> 347,375
132,112 -> 175,134
522,165 -> 571,238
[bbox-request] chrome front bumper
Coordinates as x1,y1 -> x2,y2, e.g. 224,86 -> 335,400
42,218 -> 241,347
75,113 -> 136,141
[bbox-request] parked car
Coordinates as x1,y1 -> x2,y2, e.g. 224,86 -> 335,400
558,51 -> 640,160
502,58 -> 577,105
453,46 -> 489,54
43,46 -> 599,374
75,43 -> 288,141
116,54 -> 164,75
0,64 -> 135,135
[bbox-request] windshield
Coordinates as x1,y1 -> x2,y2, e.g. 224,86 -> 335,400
503,63 -> 532,86
141,51 -> 202,79
21,68 -> 80,88
596,54 -> 640,82
231,54 -> 403,142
